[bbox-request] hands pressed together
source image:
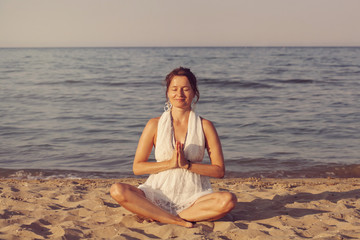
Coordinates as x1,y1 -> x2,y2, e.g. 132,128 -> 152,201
170,141 -> 191,170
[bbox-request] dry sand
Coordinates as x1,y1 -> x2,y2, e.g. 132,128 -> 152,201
1,177 -> 360,239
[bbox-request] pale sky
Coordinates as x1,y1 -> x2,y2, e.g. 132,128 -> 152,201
0,0 -> 359,47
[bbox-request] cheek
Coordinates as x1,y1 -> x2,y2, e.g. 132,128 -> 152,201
189,90 -> 195,98
167,90 -> 175,99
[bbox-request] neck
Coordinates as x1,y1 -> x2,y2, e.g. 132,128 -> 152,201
171,107 -> 191,122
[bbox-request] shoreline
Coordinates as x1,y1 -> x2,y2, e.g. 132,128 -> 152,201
1,178 -> 360,239
1,162 -> 360,180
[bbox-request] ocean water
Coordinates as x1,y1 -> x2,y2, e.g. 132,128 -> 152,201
0,47 -> 359,179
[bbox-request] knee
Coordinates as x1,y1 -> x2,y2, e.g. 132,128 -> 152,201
217,192 -> 237,212
110,183 -> 128,203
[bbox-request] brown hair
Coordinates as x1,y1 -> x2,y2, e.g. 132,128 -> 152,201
164,67 -> 200,103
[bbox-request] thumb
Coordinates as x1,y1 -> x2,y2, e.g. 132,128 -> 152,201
176,141 -> 181,151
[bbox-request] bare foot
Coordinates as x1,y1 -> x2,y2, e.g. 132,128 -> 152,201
177,220 -> 193,228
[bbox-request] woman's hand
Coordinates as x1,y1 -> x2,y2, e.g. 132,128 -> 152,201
168,141 -> 188,170
169,143 -> 179,169
176,141 -> 189,169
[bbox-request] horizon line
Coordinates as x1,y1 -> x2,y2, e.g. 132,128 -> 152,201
1,45 -> 360,49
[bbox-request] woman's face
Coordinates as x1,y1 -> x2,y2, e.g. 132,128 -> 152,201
167,75 -> 195,110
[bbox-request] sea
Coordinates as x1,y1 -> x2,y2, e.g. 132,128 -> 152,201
0,47 -> 359,179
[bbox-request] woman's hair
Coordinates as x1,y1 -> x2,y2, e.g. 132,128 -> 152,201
164,67 -> 200,103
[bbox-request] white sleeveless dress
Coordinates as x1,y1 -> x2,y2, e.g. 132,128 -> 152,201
138,110 -> 213,215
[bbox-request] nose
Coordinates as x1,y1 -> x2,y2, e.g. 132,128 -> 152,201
177,89 -> 185,96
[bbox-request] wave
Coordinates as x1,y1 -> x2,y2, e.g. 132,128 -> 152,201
263,78 -> 315,84
225,163 -> 360,178
1,163 -> 359,180
0,168 -> 134,180
201,79 -> 274,89
35,80 -> 87,86
282,79 -> 315,84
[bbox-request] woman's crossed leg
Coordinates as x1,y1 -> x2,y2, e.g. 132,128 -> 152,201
110,183 -> 193,227
179,191 -> 237,222
110,183 -> 237,227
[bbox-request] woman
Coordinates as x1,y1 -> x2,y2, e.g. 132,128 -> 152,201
110,67 -> 236,228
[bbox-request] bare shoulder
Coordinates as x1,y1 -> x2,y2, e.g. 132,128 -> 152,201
143,118 -> 160,137
144,116 -> 160,132
201,117 -> 216,132
201,117 -> 222,149
144,117 -> 160,146
147,116 -> 160,127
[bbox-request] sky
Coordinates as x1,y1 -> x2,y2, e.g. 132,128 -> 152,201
0,0 -> 359,47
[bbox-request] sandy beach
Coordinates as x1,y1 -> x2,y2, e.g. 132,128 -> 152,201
1,177 -> 360,239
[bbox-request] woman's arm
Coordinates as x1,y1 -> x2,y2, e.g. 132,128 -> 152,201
181,118 -> 225,178
132,118 -> 177,175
